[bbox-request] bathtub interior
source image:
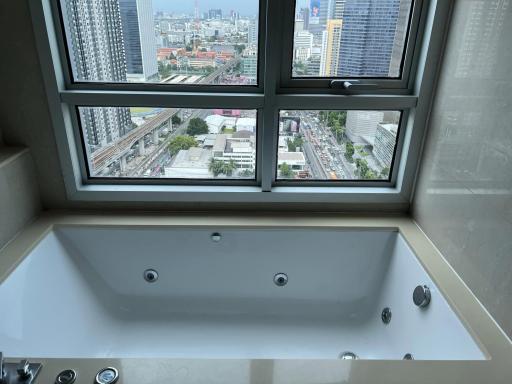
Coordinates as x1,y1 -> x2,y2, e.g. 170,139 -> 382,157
0,226 -> 485,360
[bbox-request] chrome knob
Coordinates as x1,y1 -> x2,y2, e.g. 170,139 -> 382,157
211,232 -> 222,242
17,359 -> 31,379
413,285 -> 431,308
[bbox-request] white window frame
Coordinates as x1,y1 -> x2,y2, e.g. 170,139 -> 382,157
28,0 -> 453,206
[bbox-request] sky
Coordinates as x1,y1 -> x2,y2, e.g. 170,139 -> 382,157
152,0 -> 260,16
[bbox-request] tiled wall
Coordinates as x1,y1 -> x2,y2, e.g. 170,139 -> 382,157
413,0 -> 512,337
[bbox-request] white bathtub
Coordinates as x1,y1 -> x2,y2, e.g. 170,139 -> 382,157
0,224 -> 485,361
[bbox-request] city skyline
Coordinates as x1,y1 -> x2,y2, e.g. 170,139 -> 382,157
152,0 -> 259,16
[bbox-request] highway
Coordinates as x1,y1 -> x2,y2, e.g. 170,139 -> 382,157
89,57 -> 241,175
298,111 -> 356,180
134,109 -> 207,177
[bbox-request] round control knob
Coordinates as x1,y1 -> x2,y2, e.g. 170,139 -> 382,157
95,367 -> 119,384
55,369 -> 77,384
211,232 -> 222,242
413,285 -> 431,308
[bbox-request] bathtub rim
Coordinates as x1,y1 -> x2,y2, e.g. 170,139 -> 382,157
1,212 -> 511,384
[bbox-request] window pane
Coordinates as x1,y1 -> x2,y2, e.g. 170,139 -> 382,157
60,0 -> 259,85
277,110 -> 401,181
78,107 -> 257,179
292,0 -> 413,78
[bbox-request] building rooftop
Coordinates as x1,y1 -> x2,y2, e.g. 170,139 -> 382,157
278,151 -> 306,162
169,147 -> 212,169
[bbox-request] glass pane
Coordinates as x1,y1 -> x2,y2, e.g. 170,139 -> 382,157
292,0 -> 413,78
277,110 -> 401,181
60,0 -> 259,85
78,107 -> 257,179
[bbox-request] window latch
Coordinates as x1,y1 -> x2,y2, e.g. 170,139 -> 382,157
330,80 -> 379,91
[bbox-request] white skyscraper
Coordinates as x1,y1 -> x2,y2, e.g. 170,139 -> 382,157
119,0 -> 159,82
346,111 -> 384,145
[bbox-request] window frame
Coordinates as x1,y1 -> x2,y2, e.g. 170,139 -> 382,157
28,0 -> 454,206
279,0 -> 427,93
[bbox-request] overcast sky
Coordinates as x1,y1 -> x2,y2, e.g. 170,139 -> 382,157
152,0 -> 259,15
152,0 -> 310,16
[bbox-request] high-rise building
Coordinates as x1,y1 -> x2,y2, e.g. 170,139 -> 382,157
345,111 -> 384,145
294,31 -> 314,61
248,19 -> 258,46
337,0 -> 408,77
332,0 -> 346,19
373,123 -> 398,167
242,47 -> 258,84
208,9 -> 223,20
119,0 -> 159,82
322,19 -> 343,76
389,0 -> 412,77
61,0 -> 132,148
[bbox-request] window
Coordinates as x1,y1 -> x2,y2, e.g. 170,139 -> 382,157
31,0 -> 450,203
277,110 -> 402,181
291,0 -> 414,79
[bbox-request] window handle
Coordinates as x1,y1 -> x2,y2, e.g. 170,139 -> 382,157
330,80 -> 379,91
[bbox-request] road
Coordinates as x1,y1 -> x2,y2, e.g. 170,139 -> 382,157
298,112 -> 356,180
90,58 -> 241,175
133,109 -> 207,177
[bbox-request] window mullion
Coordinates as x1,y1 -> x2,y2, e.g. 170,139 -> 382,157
260,0 -> 285,192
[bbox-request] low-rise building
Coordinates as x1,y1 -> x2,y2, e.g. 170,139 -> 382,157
278,151 -> 306,171
165,147 -> 212,178
212,134 -> 256,169
235,117 -> 257,133
205,115 -> 237,134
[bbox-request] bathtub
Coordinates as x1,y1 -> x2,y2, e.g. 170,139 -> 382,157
0,214 -> 511,384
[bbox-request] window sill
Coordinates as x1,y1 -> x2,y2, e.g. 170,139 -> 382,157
69,183 -> 408,205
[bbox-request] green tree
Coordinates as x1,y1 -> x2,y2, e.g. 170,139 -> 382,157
209,159 -> 237,177
168,135 -> 197,156
187,118 -> 209,136
279,163 -> 294,178
222,160 -> 237,177
240,168 -> 255,178
287,135 -> 304,152
171,114 -> 182,126
345,142 -> 355,162
355,158 -> 377,180
209,159 -> 224,177
381,167 -> 390,179
331,121 -> 345,143
234,44 -> 246,55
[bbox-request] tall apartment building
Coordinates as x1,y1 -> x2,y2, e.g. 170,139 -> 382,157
320,19 -> 343,76
119,0 -> 159,82
248,19 -> 258,46
373,123 -> 398,167
242,47 -> 258,84
62,0 -> 132,149
337,0 -> 409,77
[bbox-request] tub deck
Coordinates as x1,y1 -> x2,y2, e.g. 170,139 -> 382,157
0,213 -> 511,384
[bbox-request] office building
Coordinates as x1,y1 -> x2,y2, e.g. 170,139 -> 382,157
337,0 -> 408,77
119,0 -> 159,82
